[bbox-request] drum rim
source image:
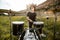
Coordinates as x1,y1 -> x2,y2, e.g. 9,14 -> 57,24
33,21 -> 44,24
12,21 -> 24,24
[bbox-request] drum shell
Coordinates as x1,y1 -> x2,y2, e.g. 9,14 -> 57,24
34,24 -> 44,28
12,23 -> 24,36
33,22 -> 44,34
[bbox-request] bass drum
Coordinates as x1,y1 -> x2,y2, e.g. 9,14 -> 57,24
19,28 -> 41,40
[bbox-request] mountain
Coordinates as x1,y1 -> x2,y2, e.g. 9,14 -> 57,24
0,9 -> 19,13
0,9 -> 20,15
36,0 -> 60,12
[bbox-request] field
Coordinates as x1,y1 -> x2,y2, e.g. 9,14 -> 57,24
0,16 -> 60,40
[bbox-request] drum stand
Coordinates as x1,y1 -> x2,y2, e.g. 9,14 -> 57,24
53,11 -> 57,40
8,9 -> 12,40
33,28 -> 41,40
31,28 -> 40,40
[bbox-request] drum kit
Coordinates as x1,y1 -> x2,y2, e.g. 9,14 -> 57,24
8,9 -> 45,40
12,21 -> 44,40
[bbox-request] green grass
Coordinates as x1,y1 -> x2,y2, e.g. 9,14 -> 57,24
0,16 -> 60,40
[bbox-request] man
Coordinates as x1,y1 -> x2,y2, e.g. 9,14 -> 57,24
27,5 -> 36,32
26,4 -> 46,37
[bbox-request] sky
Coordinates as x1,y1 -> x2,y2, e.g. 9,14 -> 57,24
0,0 -> 46,11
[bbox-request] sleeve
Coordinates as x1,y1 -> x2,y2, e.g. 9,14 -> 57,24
27,12 -> 29,16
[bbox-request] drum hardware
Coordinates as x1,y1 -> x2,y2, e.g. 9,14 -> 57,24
19,28 -> 41,40
20,21 -> 44,40
53,11 -> 57,40
8,9 -> 12,40
23,27 -> 42,31
46,16 -> 49,20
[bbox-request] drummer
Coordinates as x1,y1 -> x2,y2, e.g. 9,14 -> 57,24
26,4 -> 46,37
27,4 -> 36,32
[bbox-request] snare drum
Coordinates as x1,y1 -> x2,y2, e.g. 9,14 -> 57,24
12,21 -> 24,36
33,21 -> 44,34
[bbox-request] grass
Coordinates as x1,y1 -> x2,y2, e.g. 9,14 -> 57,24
0,16 -> 60,40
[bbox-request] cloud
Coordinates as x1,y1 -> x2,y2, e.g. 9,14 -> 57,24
0,0 -> 46,11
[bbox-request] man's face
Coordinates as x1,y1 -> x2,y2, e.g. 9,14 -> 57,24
31,7 -> 35,12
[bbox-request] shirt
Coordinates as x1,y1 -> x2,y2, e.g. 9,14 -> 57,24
27,12 -> 36,21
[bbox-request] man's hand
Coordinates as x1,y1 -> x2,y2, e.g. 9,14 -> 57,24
27,17 -> 33,22
30,20 -> 33,22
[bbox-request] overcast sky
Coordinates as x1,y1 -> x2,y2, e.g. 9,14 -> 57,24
0,0 -> 46,11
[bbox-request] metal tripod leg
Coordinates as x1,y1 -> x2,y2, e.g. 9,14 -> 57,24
33,29 -> 41,40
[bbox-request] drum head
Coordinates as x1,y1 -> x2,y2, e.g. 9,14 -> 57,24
12,21 -> 24,24
33,21 -> 44,25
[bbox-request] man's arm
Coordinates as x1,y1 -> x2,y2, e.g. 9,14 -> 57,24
27,17 -> 33,22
